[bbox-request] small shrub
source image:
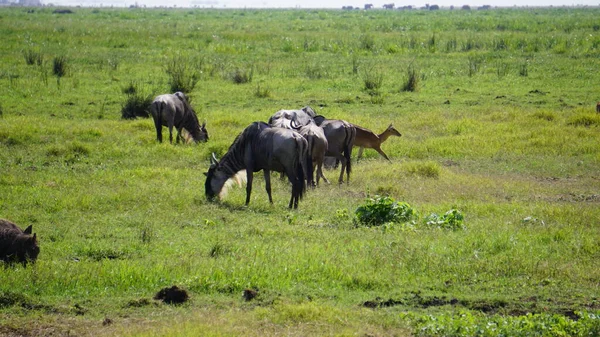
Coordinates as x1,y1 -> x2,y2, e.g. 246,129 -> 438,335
231,67 -> 253,84
355,195 -> 416,227
361,66 -> 383,91
402,65 -> 420,92
519,61 -> 529,77
254,84 -> 271,98
121,93 -> 153,119
359,34 -> 376,51
164,56 -> 200,93
423,209 -> 465,230
23,49 -> 43,66
52,55 -> 68,77
467,56 -> 483,77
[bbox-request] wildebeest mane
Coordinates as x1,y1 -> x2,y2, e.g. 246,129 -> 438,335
217,122 -> 269,177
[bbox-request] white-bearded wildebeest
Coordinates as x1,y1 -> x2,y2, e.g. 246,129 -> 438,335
204,122 -> 310,209
0,219 -> 39,266
314,116 -> 356,184
150,92 -> 208,144
352,123 -> 402,161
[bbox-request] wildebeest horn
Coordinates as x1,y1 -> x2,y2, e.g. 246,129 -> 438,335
210,152 -> 219,165
24,225 -> 32,235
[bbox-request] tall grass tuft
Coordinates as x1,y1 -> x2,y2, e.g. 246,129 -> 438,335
120,82 -> 153,119
254,83 -> 271,98
23,49 -> 43,66
467,56 -> 483,77
359,34 -> 376,51
164,56 -> 200,93
361,65 -> 383,91
231,66 -> 254,84
402,65 -> 420,92
52,55 -> 68,77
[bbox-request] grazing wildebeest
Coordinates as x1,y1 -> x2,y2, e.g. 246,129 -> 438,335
269,106 -> 328,186
0,219 -> 39,266
296,123 -> 328,186
150,92 -> 208,144
268,106 -> 317,129
352,123 -> 402,161
204,122 -> 309,209
314,116 -> 356,184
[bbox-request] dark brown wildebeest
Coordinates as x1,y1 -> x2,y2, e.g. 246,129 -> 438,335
314,116 -> 356,184
352,123 -> 402,161
205,122 -> 309,209
150,92 -> 208,144
0,219 -> 39,266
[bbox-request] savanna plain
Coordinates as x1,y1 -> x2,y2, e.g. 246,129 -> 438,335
1,6 -> 600,336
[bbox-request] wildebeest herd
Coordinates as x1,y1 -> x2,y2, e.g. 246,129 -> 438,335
0,93 -> 401,266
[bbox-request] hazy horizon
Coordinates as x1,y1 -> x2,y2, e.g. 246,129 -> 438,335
35,0 -> 600,8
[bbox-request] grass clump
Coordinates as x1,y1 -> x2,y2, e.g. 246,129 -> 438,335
567,114 -> 600,127
23,49 -> 43,66
120,81 -> 153,119
355,195 -> 416,227
403,161 -> 441,178
402,65 -> 420,92
164,55 -> 200,93
52,55 -> 68,78
231,66 -> 254,84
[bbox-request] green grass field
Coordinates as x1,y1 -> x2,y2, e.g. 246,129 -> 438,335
1,6 -> 599,336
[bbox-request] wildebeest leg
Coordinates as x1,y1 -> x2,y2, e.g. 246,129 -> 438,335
153,118 -> 163,143
264,170 -> 273,204
175,127 -> 182,144
338,156 -> 347,184
245,170 -> 254,206
317,164 -> 330,185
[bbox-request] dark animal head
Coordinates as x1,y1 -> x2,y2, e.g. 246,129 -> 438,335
16,233 -> 40,264
204,153 -> 220,201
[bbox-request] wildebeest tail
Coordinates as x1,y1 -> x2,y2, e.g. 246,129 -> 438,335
306,134 -> 314,186
344,123 -> 356,176
294,138 -> 308,201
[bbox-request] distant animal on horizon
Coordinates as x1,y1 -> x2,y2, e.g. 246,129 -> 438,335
0,219 -> 39,266
150,92 -> 208,144
204,122 -> 310,209
596,101 -> 600,113
314,116 -> 356,184
352,123 -> 402,161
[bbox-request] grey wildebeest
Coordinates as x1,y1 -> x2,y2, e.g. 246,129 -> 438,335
150,92 -> 208,144
204,122 -> 309,209
0,219 -> 39,266
269,106 -> 327,186
314,116 -> 356,184
352,123 -> 402,161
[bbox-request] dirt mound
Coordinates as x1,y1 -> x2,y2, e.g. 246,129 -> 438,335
154,286 -> 189,305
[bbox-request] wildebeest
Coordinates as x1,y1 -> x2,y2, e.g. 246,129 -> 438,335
353,123 -> 402,161
150,92 -> 208,144
268,106 -> 317,129
204,122 -> 309,209
314,116 -> 356,184
269,106 -> 327,186
0,219 -> 39,266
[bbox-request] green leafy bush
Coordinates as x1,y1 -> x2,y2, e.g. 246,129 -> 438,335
424,209 -> 465,230
355,195 -> 415,227
405,310 -> 600,337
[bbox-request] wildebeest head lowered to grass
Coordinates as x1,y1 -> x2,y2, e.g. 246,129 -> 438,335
0,219 -> 40,266
150,92 -> 208,144
204,122 -> 309,209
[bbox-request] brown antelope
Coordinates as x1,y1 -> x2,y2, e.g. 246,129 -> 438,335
352,123 -> 402,161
